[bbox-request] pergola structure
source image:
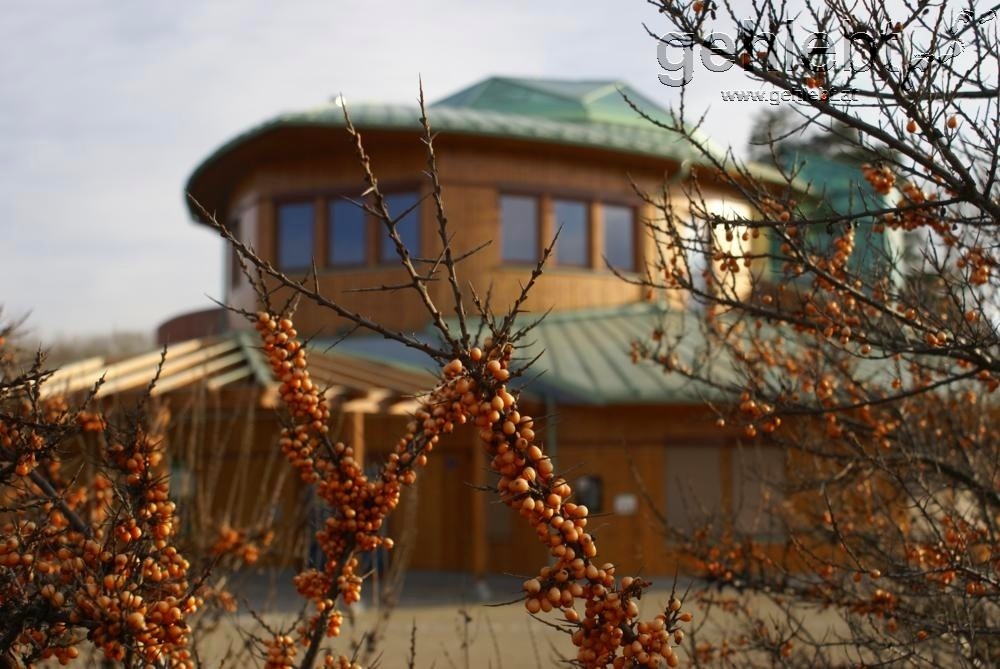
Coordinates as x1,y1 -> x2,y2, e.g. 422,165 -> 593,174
42,331 -> 430,465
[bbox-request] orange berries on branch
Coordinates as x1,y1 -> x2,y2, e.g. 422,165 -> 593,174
862,163 -> 895,196
255,310 -> 689,668
0,384 -> 197,668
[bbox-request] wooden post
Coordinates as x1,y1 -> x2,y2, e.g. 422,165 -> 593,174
470,427 -> 489,587
347,411 -> 365,466
590,200 -> 604,270
539,194 -> 555,260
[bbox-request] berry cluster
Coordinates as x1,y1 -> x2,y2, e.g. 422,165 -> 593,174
264,634 -> 297,669
0,404 -> 197,667
210,524 -> 273,566
862,163 -> 896,195
255,312 -> 464,648
470,346 -> 690,667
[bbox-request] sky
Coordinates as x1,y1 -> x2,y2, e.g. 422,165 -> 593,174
1,0 -> 762,341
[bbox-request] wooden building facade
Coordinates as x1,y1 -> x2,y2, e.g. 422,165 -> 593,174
78,77 -> 792,578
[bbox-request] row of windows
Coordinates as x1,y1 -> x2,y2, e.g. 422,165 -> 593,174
277,193 -> 420,270
273,192 -> 638,273
500,195 -> 637,271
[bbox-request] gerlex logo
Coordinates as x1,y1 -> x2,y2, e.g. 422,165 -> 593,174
656,5 -> 995,99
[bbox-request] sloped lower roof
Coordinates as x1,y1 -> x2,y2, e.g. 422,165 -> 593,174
330,302 -> 733,406
41,331 -> 433,414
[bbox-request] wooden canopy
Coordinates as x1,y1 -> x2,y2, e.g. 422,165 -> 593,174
41,331 -> 433,416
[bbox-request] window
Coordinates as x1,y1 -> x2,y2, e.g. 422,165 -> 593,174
501,195 -> 539,263
603,204 -> 635,271
277,202 -> 314,270
328,200 -> 367,266
553,199 -> 589,266
574,475 -> 604,513
380,192 -> 420,262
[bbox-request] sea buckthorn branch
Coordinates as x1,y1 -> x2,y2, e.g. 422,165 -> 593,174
340,99 -> 458,353
631,2 -> 1000,663
253,307 -> 691,668
417,79 -> 471,350
194,80 -> 695,666
253,311 -> 463,669
464,346 -> 690,668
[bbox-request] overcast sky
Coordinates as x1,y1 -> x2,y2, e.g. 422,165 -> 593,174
1,1 -> 762,341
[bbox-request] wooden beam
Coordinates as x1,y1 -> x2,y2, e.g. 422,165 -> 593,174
346,411 -> 365,467
321,385 -> 349,406
386,398 -> 421,415
41,338 -> 209,397
205,365 -> 253,390
150,351 -> 246,395
44,355 -> 106,386
340,388 -> 392,414
95,339 -> 240,397
470,427 -> 488,579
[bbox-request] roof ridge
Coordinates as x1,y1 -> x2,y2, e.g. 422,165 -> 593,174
579,82 -> 625,104
498,77 -> 590,105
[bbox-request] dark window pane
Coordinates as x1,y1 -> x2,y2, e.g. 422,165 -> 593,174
277,202 -> 314,270
381,192 -> 420,262
574,475 -> 603,513
553,199 -> 589,266
329,200 -> 367,265
604,204 -> 635,271
501,195 -> 538,263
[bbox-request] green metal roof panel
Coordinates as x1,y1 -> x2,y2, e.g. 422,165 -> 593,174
509,303 -> 718,405
186,99 -> 709,195
433,77 -> 675,127
779,151 -> 899,278
324,302 -> 735,406
321,297 -> 915,408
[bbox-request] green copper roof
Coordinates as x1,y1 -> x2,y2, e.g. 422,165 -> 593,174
779,152 -> 900,279
325,298 -> 905,407
185,75 -> 807,231
433,76 -> 677,127
185,76 -> 802,219
326,302 -> 733,406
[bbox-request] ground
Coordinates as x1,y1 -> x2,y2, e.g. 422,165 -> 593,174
184,571 -> 848,668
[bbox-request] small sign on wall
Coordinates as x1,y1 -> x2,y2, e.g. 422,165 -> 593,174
613,492 -> 638,516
